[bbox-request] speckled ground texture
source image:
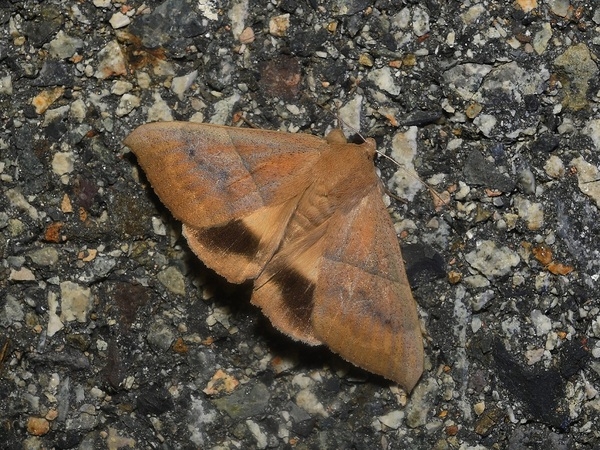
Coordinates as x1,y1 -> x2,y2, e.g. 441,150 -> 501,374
1,0 -> 600,449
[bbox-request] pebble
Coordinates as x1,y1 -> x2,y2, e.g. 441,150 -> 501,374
338,94 -> 363,133
548,0 -> 570,17
151,216 -> 167,236
106,427 -> 137,450
110,80 -> 133,96
554,44 -> 598,111
471,290 -> 495,312
525,347 -> 545,365
47,291 -> 64,337
269,14 -> 290,37
146,320 -> 176,352
358,53 -> 373,67
514,197 -> 544,230
544,155 -> 565,179
517,168 -> 536,195
516,0 -> 537,13
412,6 -> 430,36
32,87 -> 64,114
69,99 -> 87,123
295,388 -> 328,417
203,370 -> 240,395
378,410 -> 404,429
9,267 -> 35,281
583,118 -> 600,151
473,114 -> 497,137
443,64 -> 493,100
591,315 -> 600,338
109,12 -> 131,29
228,0 -> 249,39
367,67 -> 400,96
52,151 -> 75,175
571,157 -> 600,208
530,309 -> 552,336
405,378 -> 439,428
48,30 -> 83,59
238,27 -> 255,44
0,295 -> 25,326
157,266 -> 186,296
208,93 -> 240,125
115,94 -> 140,117
28,247 -> 59,266
94,41 -> 127,79
66,404 -> 98,430
246,420 -> 268,449
60,281 -> 92,323
532,23 -> 552,55
43,105 -> 70,127
27,417 -> 50,436
171,70 -> 198,101
147,92 -> 174,122
465,240 -> 520,278
212,383 -> 270,419
389,127 -> 422,201
0,74 -> 12,95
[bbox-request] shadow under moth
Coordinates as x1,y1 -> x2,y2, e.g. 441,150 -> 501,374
124,121 -> 424,392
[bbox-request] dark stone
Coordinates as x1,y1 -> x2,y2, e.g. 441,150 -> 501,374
127,0 -> 207,49
508,424 -> 573,450
53,431 -> 83,449
530,133 -> 560,153
493,340 -> 569,430
289,27 -> 329,57
102,339 -> 126,390
559,337 -> 590,379
402,110 -> 444,127
524,94 -> 540,112
110,282 -> 151,331
28,349 -> 90,370
136,385 -> 174,416
32,60 -> 74,87
292,418 -> 318,437
21,5 -> 63,47
402,243 -> 446,288
463,149 -> 516,192
212,383 -> 270,419
258,56 -> 302,100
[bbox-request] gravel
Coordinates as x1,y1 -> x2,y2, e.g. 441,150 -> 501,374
1,0 -> 599,448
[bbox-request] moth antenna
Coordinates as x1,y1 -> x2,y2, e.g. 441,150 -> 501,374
232,111 -> 259,128
384,187 -> 407,204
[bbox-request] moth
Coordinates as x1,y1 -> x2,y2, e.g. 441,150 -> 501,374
124,122 -> 424,392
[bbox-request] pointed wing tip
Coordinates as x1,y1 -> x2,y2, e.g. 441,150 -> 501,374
123,124 -> 151,153
124,121 -> 192,151
398,367 -> 423,394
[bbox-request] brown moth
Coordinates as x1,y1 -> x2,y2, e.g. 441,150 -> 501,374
124,122 -> 424,392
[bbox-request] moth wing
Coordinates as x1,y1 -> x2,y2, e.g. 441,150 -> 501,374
252,187 -> 423,391
251,221 -> 330,345
312,190 -> 424,391
124,122 -> 324,228
182,198 -> 299,283
125,122 -> 326,283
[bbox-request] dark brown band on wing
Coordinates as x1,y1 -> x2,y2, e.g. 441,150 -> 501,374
270,266 -> 316,327
197,220 -> 261,256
